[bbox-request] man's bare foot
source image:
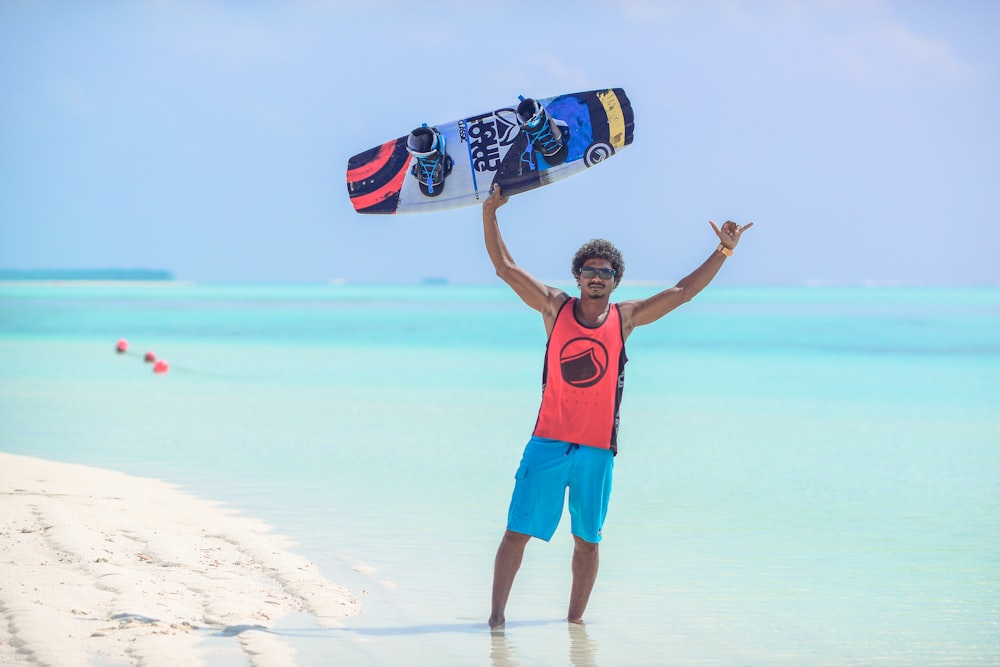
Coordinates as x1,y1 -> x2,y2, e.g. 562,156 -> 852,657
489,615 -> 505,629
567,617 -> 585,625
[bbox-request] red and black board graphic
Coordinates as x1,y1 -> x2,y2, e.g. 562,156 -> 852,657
345,88 -> 635,215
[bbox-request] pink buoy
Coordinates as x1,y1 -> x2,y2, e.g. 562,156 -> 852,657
153,359 -> 169,374
116,338 -> 129,354
144,351 -> 157,363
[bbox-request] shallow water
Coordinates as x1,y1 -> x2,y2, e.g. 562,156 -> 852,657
2,284 -> 998,665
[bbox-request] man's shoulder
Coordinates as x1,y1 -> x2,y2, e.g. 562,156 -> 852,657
549,291 -> 572,308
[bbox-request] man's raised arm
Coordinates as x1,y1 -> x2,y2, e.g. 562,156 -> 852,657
483,185 -> 566,321
620,219 -> 754,336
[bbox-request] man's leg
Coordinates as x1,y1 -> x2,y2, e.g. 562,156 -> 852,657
567,535 -> 599,624
566,445 -> 612,624
490,530 -> 531,628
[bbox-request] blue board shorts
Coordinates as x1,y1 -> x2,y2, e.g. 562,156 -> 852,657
506,436 -> 614,544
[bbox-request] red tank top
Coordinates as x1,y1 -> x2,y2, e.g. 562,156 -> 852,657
532,298 -> 627,454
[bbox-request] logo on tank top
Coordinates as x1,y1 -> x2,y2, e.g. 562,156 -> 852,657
558,337 -> 609,388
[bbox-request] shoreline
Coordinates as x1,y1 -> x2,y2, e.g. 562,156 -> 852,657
0,453 -> 360,666
0,280 -> 196,287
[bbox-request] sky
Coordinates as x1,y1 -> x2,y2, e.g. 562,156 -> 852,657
1,0 -> 998,285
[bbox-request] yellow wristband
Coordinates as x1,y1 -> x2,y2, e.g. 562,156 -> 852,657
717,243 -> 734,257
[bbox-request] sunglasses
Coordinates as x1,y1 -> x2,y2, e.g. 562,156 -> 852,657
579,267 -> 616,280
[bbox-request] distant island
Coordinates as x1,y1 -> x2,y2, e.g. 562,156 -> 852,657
0,269 -> 175,281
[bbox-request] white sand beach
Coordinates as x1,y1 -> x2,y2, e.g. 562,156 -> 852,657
0,453 -> 360,667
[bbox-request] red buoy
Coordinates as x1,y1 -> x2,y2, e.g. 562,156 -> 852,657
144,351 -> 156,363
153,359 -> 169,374
116,338 -> 129,354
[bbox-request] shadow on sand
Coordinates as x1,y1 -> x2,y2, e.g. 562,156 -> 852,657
217,618 -> 600,666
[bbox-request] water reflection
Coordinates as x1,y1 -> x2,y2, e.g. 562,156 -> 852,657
489,627 -> 521,667
568,623 -> 599,667
489,623 -> 599,667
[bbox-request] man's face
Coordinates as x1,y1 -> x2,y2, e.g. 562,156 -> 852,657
577,259 -> 617,298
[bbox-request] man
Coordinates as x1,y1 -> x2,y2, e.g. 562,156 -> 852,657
482,184 -> 753,628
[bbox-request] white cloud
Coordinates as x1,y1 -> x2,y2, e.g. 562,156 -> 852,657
612,0 -> 689,22
535,54 -> 599,93
142,1 -> 294,68
823,20 -> 976,91
609,0 -> 978,92
45,78 -> 97,116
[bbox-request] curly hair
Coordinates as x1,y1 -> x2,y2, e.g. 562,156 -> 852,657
571,239 -> 625,286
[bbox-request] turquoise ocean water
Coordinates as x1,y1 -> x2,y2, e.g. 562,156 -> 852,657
1,283 -> 998,666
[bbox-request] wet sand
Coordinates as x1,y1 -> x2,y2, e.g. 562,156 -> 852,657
0,453 -> 360,666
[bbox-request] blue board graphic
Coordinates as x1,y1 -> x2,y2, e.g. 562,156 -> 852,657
346,88 -> 635,215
